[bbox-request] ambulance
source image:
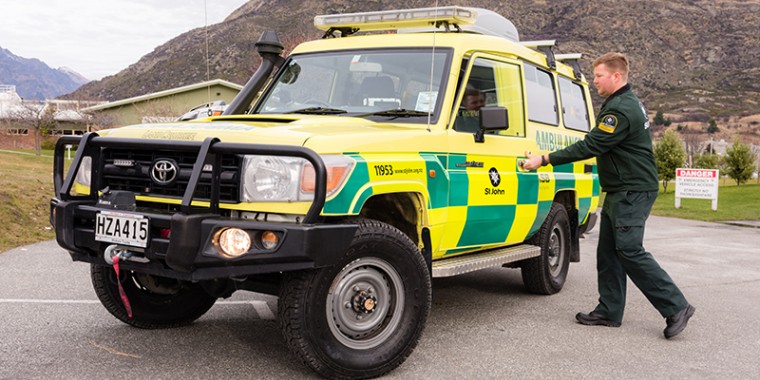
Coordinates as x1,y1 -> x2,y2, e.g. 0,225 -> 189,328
51,6 -> 599,378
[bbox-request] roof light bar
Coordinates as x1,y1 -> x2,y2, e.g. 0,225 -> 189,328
314,6 -> 476,32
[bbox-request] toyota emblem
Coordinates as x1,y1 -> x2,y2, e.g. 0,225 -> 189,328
150,159 -> 178,186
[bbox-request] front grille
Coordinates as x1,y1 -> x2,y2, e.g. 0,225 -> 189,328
100,148 -> 240,202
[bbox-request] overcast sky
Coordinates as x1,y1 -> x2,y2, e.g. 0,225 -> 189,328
1,0 -> 250,80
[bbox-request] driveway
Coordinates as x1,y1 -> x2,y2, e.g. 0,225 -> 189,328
1,216 -> 759,379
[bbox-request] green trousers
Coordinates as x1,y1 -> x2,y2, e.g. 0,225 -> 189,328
593,191 -> 688,323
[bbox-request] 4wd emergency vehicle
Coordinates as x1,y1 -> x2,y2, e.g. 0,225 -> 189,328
51,6 -> 599,379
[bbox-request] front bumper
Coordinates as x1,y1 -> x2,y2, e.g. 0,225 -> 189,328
51,133 -> 357,281
51,198 -> 357,281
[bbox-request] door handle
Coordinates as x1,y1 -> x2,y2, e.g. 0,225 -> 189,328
517,159 -> 530,172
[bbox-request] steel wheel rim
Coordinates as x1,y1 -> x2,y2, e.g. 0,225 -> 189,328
548,224 -> 566,277
327,257 -> 404,349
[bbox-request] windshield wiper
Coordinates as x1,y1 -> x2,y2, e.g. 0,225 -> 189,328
360,109 -> 431,118
286,107 -> 347,115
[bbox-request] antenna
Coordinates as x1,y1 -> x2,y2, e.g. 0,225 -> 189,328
205,0 -> 211,104
427,0 -> 440,132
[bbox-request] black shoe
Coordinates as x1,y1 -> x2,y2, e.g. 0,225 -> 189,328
575,311 -> 621,327
664,304 -> 695,339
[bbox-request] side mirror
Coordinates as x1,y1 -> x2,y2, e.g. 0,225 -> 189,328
475,106 -> 509,143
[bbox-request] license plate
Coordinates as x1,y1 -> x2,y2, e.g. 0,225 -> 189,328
95,211 -> 149,248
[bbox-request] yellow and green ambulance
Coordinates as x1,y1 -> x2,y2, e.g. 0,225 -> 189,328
51,6 -> 599,379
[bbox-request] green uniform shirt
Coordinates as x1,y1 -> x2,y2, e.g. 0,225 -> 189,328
549,84 -> 659,193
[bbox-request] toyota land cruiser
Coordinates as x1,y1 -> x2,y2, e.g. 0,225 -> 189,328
51,6 -> 599,379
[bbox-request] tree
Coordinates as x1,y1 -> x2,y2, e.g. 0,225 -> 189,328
653,110 -> 665,125
722,138 -> 755,185
706,119 -> 720,134
8,101 -> 57,155
679,125 -> 703,167
693,153 -> 721,169
654,129 -> 686,193
86,111 -> 115,131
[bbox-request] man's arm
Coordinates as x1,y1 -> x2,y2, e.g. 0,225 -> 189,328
551,111 -> 631,165
523,112 -> 629,170
523,111 -> 631,170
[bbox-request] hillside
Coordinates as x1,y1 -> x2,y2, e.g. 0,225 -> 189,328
0,47 -> 89,100
66,0 -> 760,120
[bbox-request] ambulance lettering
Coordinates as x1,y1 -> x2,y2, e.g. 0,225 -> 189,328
535,130 -> 581,151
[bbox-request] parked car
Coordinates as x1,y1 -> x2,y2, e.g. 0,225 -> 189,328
177,100 -> 227,121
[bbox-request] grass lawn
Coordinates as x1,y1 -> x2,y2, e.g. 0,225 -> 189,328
652,181 -> 760,222
0,150 -> 58,252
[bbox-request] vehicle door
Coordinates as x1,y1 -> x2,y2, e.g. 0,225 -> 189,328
440,54 -> 540,255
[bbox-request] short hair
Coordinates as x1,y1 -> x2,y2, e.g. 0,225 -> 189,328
593,53 -> 629,79
464,86 -> 483,99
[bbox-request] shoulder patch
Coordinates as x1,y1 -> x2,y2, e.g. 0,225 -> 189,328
597,114 -> 618,133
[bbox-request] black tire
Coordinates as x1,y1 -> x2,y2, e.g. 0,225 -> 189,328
91,264 -> 217,329
521,202 -> 572,295
279,219 -> 431,379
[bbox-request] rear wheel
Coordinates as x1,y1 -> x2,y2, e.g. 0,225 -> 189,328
279,219 -> 431,379
522,202 -> 572,295
91,264 -> 217,329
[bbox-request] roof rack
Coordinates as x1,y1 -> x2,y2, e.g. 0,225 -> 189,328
520,40 -> 557,70
556,53 -> 584,80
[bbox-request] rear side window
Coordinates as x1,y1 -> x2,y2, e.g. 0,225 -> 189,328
524,64 -> 558,126
558,76 -> 590,132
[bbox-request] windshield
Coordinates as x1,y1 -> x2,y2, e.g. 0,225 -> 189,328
254,48 -> 452,123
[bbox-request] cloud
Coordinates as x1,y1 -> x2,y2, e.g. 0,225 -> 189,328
1,0 -> 248,80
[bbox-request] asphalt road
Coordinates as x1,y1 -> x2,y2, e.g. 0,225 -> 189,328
1,215 -> 759,379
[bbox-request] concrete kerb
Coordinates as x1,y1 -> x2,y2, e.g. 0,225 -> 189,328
722,220 -> 760,229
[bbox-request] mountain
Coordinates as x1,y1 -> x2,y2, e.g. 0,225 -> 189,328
58,66 -> 90,86
0,47 -> 89,100
66,0 -> 760,118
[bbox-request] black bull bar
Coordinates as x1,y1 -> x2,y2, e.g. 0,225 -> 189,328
50,133 -> 357,281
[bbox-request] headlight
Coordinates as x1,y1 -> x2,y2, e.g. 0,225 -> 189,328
241,155 -> 354,202
75,156 -> 92,187
241,156 -> 304,201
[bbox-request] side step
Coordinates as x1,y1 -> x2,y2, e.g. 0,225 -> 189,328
431,244 -> 541,278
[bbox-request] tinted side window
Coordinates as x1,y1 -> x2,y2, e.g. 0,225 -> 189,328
454,59 -> 496,133
524,64 -> 558,126
558,76 -> 590,132
454,57 -> 525,137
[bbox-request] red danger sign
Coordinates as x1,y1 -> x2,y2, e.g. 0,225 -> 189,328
676,169 -> 718,178
675,168 -> 719,210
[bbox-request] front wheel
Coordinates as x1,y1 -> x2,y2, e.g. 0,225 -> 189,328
521,202 -> 572,295
279,219 -> 431,379
91,264 -> 217,329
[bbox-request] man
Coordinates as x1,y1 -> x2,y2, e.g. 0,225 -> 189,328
455,86 -> 486,132
523,52 -> 695,339
462,86 -> 485,111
